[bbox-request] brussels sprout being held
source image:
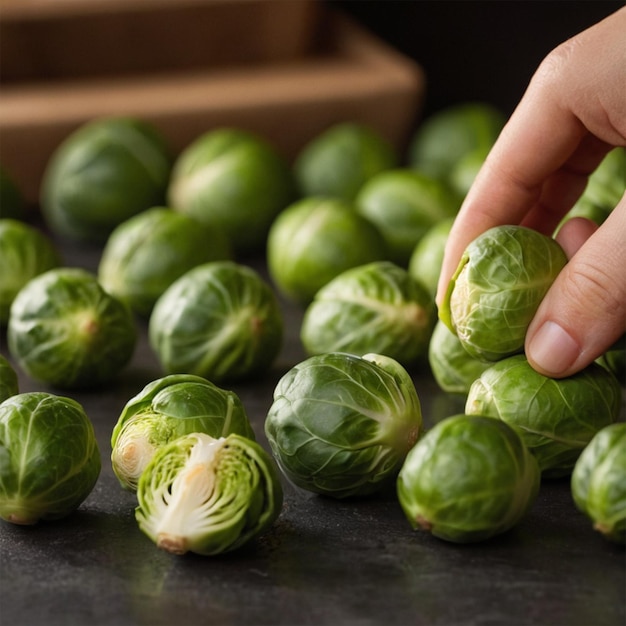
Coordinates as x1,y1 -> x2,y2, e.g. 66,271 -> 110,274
465,355 -> 621,477
264,352 -> 423,499
571,422 -> 626,544
0,392 -> 101,524
111,374 -> 255,491
397,414 -> 540,543
135,432 -> 283,556
439,225 -> 568,361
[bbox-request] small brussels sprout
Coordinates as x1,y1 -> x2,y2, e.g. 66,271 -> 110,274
355,169 -> 461,266
267,196 -> 387,304
294,122 -> 397,201
301,261 -> 435,366
264,352 -> 423,499
98,207 -> 232,317
408,217 -> 454,299
428,320 -> 492,396
135,432 -> 283,555
397,414 -> 540,543
0,219 -> 62,324
167,128 -> 295,254
149,261 -> 283,382
40,117 -> 172,243
439,225 -> 568,361
8,268 -> 137,389
571,422 -> 626,544
0,354 -> 19,402
111,374 -> 256,491
0,392 -> 101,524
465,355 -> 621,477
0,167 -> 25,220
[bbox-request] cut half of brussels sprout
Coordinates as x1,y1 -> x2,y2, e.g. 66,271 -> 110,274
264,352 -> 423,499
111,374 -> 255,491
135,432 -> 283,555
397,414 -> 540,543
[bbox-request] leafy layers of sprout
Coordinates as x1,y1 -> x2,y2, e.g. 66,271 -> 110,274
135,433 -> 283,556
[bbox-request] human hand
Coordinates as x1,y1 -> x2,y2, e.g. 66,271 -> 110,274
436,7 -> 626,378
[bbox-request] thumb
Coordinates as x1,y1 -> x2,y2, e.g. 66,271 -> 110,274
525,196 -> 626,378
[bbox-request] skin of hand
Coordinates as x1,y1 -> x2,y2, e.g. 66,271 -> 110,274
436,6 -> 626,379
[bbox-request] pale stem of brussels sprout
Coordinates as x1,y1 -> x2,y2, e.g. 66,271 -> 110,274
111,424 -> 157,491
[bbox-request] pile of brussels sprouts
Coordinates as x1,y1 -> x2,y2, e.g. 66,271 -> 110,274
0,106 -> 624,554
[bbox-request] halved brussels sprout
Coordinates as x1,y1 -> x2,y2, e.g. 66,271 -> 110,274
439,225 -> 568,361
111,374 -> 255,491
167,127 -> 295,254
135,432 -> 283,555
571,422 -> 626,544
0,354 -> 19,403
264,352 -> 423,499
98,207 -> 232,317
8,268 -> 137,389
397,414 -> 540,543
40,117 -> 172,243
428,320 -> 492,396
149,261 -> 283,382
0,219 -> 62,324
301,261 -> 435,367
0,392 -> 101,524
294,122 -> 397,201
465,355 -> 621,477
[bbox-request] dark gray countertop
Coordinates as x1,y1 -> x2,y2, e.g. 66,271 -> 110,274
1,243 -> 625,626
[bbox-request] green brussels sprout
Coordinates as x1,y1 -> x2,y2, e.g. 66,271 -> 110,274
0,392 -> 101,524
40,117 -> 172,243
149,261 -> 283,382
0,354 -> 19,402
264,352 -> 423,499
0,167 -> 25,220
571,422 -> 626,544
267,196 -> 387,304
448,145 -> 489,198
597,334 -> 625,386
111,374 -> 256,491
301,261 -> 435,366
439,225 -> 568,361
465,355 -> 622,477
98,207 -> 232,317
428,320 -> 492,396
294,122 -> 397,201
167,128 -> 295,254
0,219 -> 62,324
408,217 -> 454,299
8,268 -> 137,389
135,432 -> 283,555
409,102 -> 505,182
397,414 -> 540,543
355,169 -> 461,266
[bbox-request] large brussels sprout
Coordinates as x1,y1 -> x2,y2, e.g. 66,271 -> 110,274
40,117 -> 172,243
98,207 -> 232,317
397,414 -> 540,543
0,219 -> 62,324
355,169 -> 461,266
428,320 -> 492,396
465,355 -> 621,477
8,268 -> 137,389
439,225 -> 568,361
408,217 -> 454,299
0,392 -> 101,524
301,261 -> 435,367
167,128 -> 295,254
111,374 -> 255,491
294,122 -> 397,201
267,196 -> 387,304
0,355 -> 19,402
135,432 -> 283,555
149,261 -> 283,382
264,352 -> 423,499
0,167 -> 24,221
571,422 -> 626,544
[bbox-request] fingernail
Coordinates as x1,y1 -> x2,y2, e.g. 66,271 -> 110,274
527,321 -> 580,376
